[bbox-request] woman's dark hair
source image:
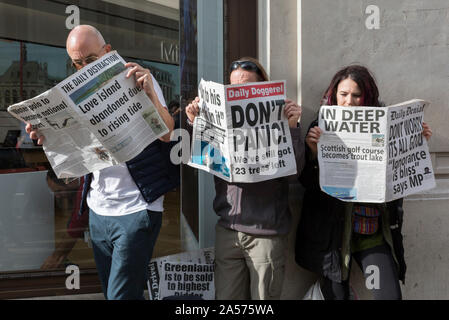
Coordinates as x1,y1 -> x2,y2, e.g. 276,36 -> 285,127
229,56 -> 269,82
323,65 -> 380,107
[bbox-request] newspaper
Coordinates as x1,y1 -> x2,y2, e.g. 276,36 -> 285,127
7,51 -> 168,179
188,78 -> 297,183
318,99 -> 435,203
147,247 -> 215,300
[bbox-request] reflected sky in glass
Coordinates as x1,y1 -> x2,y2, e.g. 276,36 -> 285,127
0,39 -> 69,81
0,38 -> 180,101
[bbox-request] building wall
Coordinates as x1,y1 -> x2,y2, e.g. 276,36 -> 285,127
260,0 -> 449,299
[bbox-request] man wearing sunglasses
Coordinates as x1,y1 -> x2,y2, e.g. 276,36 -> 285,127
27,25 -> 174,300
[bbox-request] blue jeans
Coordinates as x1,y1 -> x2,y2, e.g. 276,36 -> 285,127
89,209 -> 162,300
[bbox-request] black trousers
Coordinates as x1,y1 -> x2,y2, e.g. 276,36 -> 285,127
321,244 -> 402,300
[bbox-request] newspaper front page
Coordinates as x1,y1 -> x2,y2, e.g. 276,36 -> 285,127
147,247 -> 215,300
318,99 -> 435,203
7,51 -> 168,178
188,79 -> 297,183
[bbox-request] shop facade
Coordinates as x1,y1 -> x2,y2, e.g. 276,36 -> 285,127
2,0 -> 448,300
0,0 -> 180,298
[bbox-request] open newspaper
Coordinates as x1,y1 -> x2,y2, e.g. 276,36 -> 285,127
188,78 -> 297,183
147,247 -> 215,300
7,51 -> 168,179
318,99 -> 435,203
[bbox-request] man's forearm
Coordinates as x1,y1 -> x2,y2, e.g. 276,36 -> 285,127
152,96 -> 174,142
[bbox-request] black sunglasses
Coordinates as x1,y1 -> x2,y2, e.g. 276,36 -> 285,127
229,60 -> 264,78
72,55 -> 99,69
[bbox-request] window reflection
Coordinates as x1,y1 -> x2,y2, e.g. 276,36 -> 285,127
0,38 -> 181,273
42,171 -> 89,270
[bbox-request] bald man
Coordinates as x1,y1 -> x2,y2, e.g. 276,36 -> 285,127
27,25 -> 175,300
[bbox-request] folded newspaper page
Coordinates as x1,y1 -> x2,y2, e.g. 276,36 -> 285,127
188,78 -> 297,183
7,51 -> 168,179
147,247 -> 215,300
318,99 -> 435,203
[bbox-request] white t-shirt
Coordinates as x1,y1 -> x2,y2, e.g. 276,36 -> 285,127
87,74 -> 167,216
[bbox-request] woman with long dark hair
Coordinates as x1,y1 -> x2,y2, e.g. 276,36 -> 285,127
295,65 -> 432,300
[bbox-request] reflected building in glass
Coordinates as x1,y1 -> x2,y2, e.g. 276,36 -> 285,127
0,0 -> 180,299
